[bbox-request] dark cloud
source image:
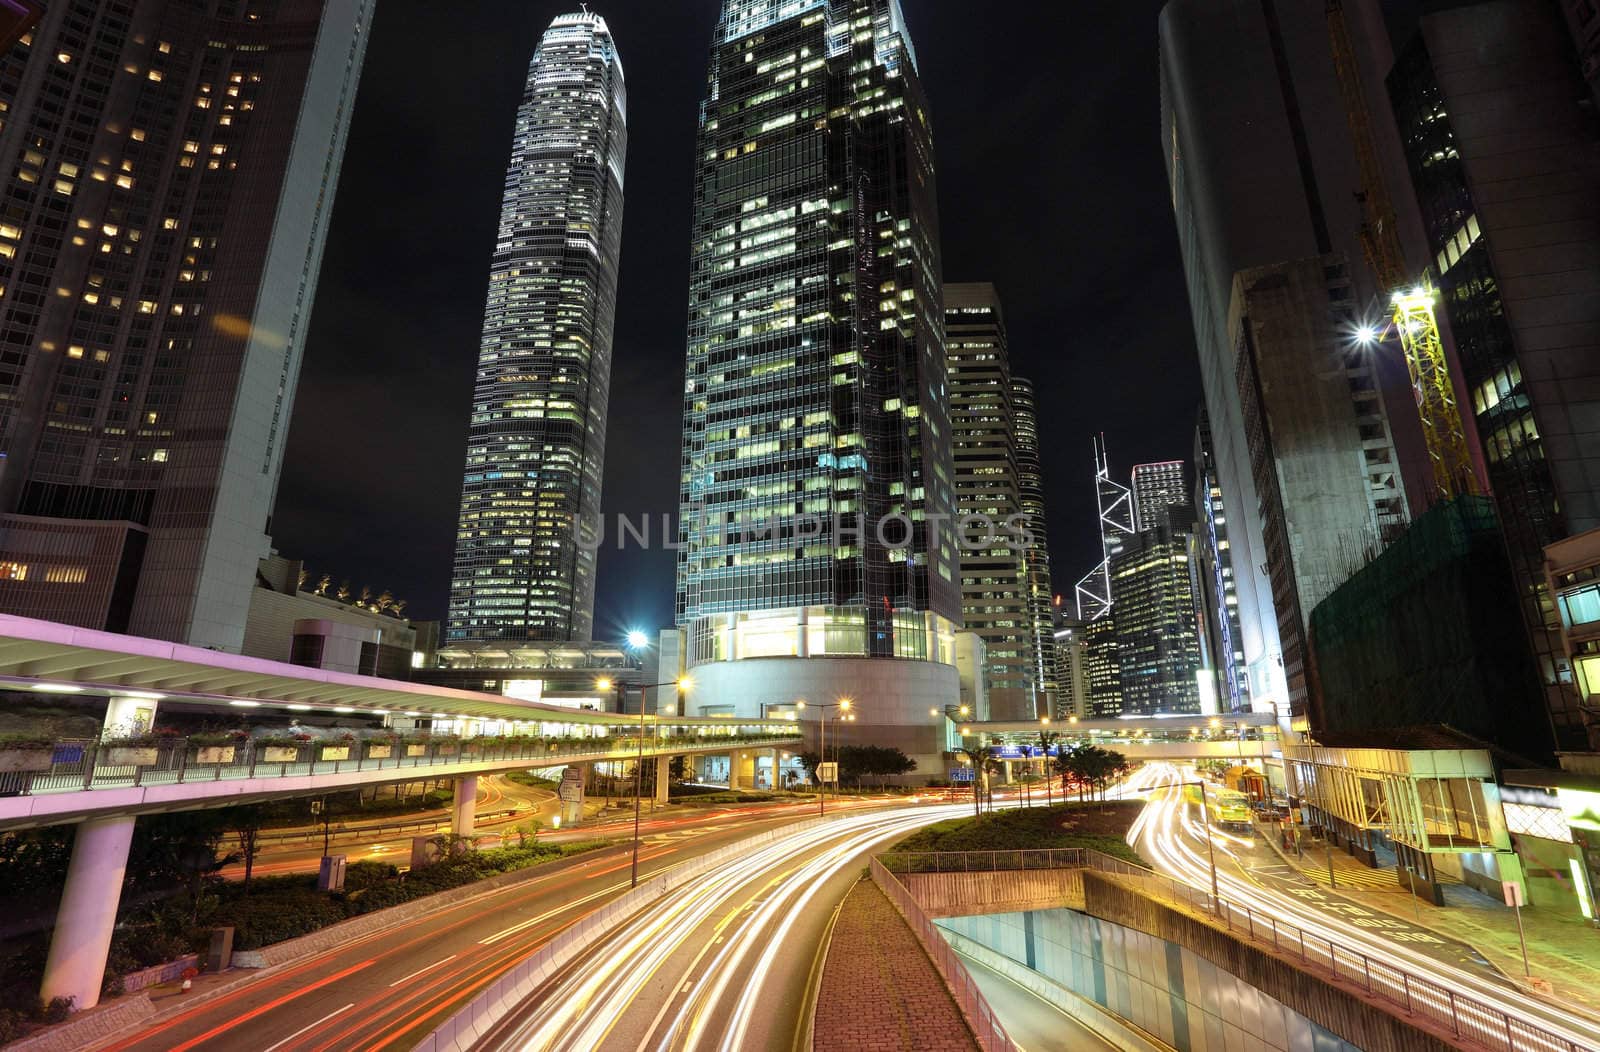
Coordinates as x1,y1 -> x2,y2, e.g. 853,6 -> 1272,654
272,1 -> 1198,629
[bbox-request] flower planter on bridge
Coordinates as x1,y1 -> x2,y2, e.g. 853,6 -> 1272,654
194,746 -> 236,764
104,746 -> 159,766
261,746 -> 300,763
0,748 -> 53,773
367,744 -> 393,759
319,746 -> 351,762
406,744 -> 428,757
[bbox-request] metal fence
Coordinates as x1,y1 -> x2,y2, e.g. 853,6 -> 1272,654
874,848 -> 1586,1052
869,856 -> 1018,1052
0,732 -> 800,799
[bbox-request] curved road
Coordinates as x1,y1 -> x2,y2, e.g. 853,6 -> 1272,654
1132,763 -> 1600,1052
102,797 -> 892,1052
481,803 -> 986,1052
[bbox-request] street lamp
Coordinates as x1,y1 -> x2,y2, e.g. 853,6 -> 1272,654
800,697 -> 851,815
612,633 -> 694,889
1178,779 -> 1222,913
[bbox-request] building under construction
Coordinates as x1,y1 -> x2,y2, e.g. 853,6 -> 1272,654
1306,496 -> 1547,760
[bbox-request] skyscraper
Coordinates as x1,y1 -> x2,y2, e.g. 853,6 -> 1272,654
1131,460 -> 1187,531
1111,504 -> 1203,716
1012,376 -> 1059,712
1386,0 -> 1600,750
674,0 -> 961,764
945,283 -> 1033,718
1159,0 -> 1414,719
1193,410 -> 1247,711
446,12 -> 625,645
0,0 -> 371,651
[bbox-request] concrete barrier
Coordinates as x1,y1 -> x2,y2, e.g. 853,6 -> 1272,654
902,869 -> 1083,916
4,994 -> 155,1052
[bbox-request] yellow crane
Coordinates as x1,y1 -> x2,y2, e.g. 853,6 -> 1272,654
1326,0 -> 1476,499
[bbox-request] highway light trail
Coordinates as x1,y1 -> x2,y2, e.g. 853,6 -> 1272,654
491,802 -> 980,1051
1134,764 -> 1599,1052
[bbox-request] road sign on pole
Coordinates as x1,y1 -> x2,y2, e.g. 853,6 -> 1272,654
817,761 -> 838,784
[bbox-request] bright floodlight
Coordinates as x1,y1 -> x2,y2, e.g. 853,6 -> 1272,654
1356,324 -> 1378,345
595,677 -> 613,692
676,675 -> 694,691
625,629 -> 649,649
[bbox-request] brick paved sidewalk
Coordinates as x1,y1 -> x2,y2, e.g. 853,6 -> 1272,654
812,876 -> 978,1052
1261,828 -> 1600,1022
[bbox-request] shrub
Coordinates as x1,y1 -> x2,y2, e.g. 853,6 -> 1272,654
224,890 -> 346,950
0,1007 -> 26,1043
343,859 -> 399,892
36,996 -> 73,1024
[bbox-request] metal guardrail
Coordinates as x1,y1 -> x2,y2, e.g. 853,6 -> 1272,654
869,857 -> 1018,1052
875,848 -> 1584,1052
0,732 -> 800,800
235,807 -> 525,848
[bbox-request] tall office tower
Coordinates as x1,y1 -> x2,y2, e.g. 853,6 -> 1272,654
0,0 -> 371,650
1193,410 -> 1247,712
1131,460 -> 1187,530
446,13 -> 625,645
944,283 -> 1034,719
1012,376 -> 1059,713
1159,0 -> 1414,720
1083,612 -> 1123,718
1387,0 -> 1600,751
1074,435 -> 1135,624
1111,504 -> 1203,716
1052,614 -> 1089,720
674,0 -> 960,766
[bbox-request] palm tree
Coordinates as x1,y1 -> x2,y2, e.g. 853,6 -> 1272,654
1037,729 -> 1058,806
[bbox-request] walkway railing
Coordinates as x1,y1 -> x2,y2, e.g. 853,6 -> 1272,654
0,731 -> 800,799
875,848 -> 1582,1052
869,856 -> 1018,1052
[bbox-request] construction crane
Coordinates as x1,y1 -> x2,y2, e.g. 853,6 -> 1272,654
1326,0 -> 1476,499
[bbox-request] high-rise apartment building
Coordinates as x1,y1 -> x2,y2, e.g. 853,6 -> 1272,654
446,13 -> 625,645
1111,504 -> 1203,716
672,0 -> 961,766
1013,376 -> 1059,712
0,0 -> 371,651
1159,0 -> 1415,720
1131,460 -> 1186,531
1386,0 -> 1600,750
945,283 -> 1033,718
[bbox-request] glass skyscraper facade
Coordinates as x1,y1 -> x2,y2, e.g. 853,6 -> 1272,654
1131,460 -> 1186,531
1012,376 -> 1059,712
447,13 -> 626,644
0,0 -> 370,650
675,0 -> 960,668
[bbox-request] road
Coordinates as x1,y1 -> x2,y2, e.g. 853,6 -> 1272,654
219,775 -> 555,879
102,796 -> 892,1052
1131,763 -> 1600,1052
956,952 -> 1116,1052
481,802 -> 985,1052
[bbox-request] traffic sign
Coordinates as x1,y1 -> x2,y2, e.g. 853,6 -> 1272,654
817,761 -> 839,784
949,766 -> 974,783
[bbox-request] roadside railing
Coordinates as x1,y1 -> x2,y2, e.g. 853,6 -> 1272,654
0,731 -> 801,801
875,848 -> 1585,1052
869,856 -> 1019,1052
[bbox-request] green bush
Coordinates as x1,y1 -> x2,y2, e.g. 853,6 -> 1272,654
36,996 -> 73,1024
343,859 -> 399,891
224,889 -> 347,950
0,1007 -> 25,1044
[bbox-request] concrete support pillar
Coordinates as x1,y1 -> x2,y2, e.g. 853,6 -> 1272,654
654,755 -> 672,805
452,775 -> 478,838
767,748 -> 781,791
727,749 -> 748,790
103,694 -> 158,737
40,816 -> 136,1010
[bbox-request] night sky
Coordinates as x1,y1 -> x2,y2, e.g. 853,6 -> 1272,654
269,1 -> 1199,636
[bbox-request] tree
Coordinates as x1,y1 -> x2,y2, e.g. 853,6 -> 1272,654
218,804 -> 267,894
1037,730 -> 1059,806
796,751 -> 821,783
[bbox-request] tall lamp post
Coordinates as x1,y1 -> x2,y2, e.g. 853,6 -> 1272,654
797,697 -> 852,815
1179,778 -> 1222,913
603,629 -> 693,889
